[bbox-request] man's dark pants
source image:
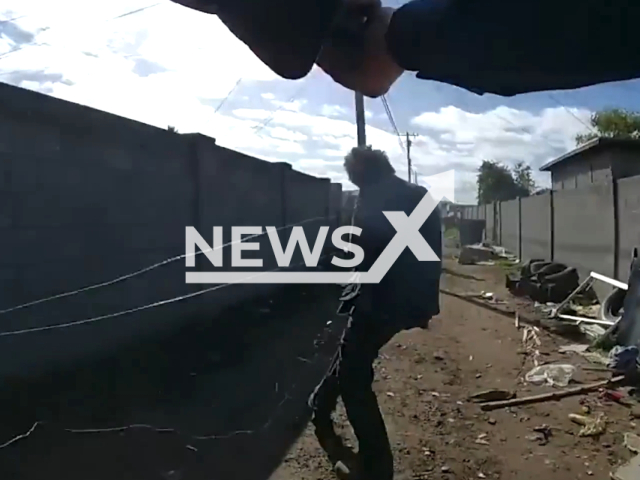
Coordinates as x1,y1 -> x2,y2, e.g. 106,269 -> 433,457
308,306 -> 402,480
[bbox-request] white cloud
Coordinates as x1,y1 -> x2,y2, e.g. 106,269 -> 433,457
409,105 -> 594,196
0,2 -> 598,203
321,104 -> 348,117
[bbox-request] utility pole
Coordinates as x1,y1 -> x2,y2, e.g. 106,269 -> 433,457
406,132 -> 418,183
355,92 -> 366,147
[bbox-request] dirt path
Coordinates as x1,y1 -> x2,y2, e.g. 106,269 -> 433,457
272,260 -> 638,480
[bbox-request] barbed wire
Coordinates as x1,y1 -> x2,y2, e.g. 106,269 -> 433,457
0,215 -> 330,317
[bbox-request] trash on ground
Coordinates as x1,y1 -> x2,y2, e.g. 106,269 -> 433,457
624,432 -> 640,453
479,376 -> 625,412
571,304 -> 600,316
559,344 -> 590,354
525,364 -> 576,387
611,454 -> 640,480
568,412 -> 607,436
578,349 -> 609,365
557,313 -> 615,326
601,389 -> 635,407
468,389 -> 515,403
458,244 -> 515,265
579,324 -> 608,341
520,325 -> 542,367
526,425 -> 552,445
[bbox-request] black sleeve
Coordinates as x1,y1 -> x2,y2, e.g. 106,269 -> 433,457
385,0 -> 640,96
172,0 -> 341,80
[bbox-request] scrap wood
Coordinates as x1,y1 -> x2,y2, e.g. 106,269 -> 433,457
468,389 -> 515,403
479,375 -> 625,411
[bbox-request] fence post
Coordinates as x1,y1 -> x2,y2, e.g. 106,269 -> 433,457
612,179 -> 620,281
517,197 -> 522,260
549,191 -> 555,261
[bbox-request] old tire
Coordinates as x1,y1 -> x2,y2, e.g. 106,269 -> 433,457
536,262 -> 568,279
599,287 -> 626,323
521,259 -> 547,278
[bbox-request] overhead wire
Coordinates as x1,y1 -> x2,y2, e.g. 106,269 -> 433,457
252,80 -> 309,134
0,14 -> 27,26
380,94 -> 406,154
0,2 -> 164,62
547,92 -> 597,133
213,77 -> 242,114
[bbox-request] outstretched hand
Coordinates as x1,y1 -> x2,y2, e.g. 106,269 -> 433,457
317,3 -> 404,98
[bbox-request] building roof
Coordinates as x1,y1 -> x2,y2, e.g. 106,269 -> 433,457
539,137 -> 640,172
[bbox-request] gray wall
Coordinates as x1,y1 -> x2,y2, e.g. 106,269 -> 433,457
552,182 -> 615,281
460,161 -> 640,296
617,175 -> 640,278
0,82 -> 337,378
484,203 -> 495,243
500,199 -> 520,257
551,149 -> 613,190
520,192 -> 552,262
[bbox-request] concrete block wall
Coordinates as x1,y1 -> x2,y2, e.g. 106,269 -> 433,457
284,168 -> 332,269
476,175 -> 640,299
520,193 -> 553,262
616,176 -> 640,278
329,182 -> 343,234
484,203 -> 496,243
500,199 -> 520,257
0,82 -> 335,378
552,182 -> 615,282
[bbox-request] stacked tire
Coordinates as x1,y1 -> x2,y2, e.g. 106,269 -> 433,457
512,260 -> 580,303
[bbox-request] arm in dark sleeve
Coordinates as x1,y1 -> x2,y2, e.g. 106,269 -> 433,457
171,0 -> 341,80
385,0 -> 640,96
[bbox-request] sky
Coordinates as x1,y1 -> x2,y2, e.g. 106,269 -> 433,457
2,1 -> 640,204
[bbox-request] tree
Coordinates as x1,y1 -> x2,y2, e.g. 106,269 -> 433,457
575,108 -> 640,145
512,161 -> 536,194
476,160 -> 534,204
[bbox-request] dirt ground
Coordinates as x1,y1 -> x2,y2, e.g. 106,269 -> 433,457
272,259 -> 639,480
1,259 -> 638,480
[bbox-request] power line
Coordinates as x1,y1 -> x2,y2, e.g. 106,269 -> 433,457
380,94 -> 405,154
252,80 -> 308,134
547,92 -> 596,133
0,14 -> 27,26
0,2 -> 163,62
214,78 -> 242,114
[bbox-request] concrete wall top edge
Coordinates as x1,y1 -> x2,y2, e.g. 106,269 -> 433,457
0,83 -> 189,153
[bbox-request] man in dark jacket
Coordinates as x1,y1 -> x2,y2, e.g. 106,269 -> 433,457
171,0 -> 640,98
308,146 -> 442,480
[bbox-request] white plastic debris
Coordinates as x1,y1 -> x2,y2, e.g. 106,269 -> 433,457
525,364 -> 576,387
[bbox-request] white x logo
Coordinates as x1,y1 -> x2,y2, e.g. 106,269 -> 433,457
360,189 -> 441,284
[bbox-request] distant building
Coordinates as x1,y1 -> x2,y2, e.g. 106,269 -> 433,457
539,138 -> 640,190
